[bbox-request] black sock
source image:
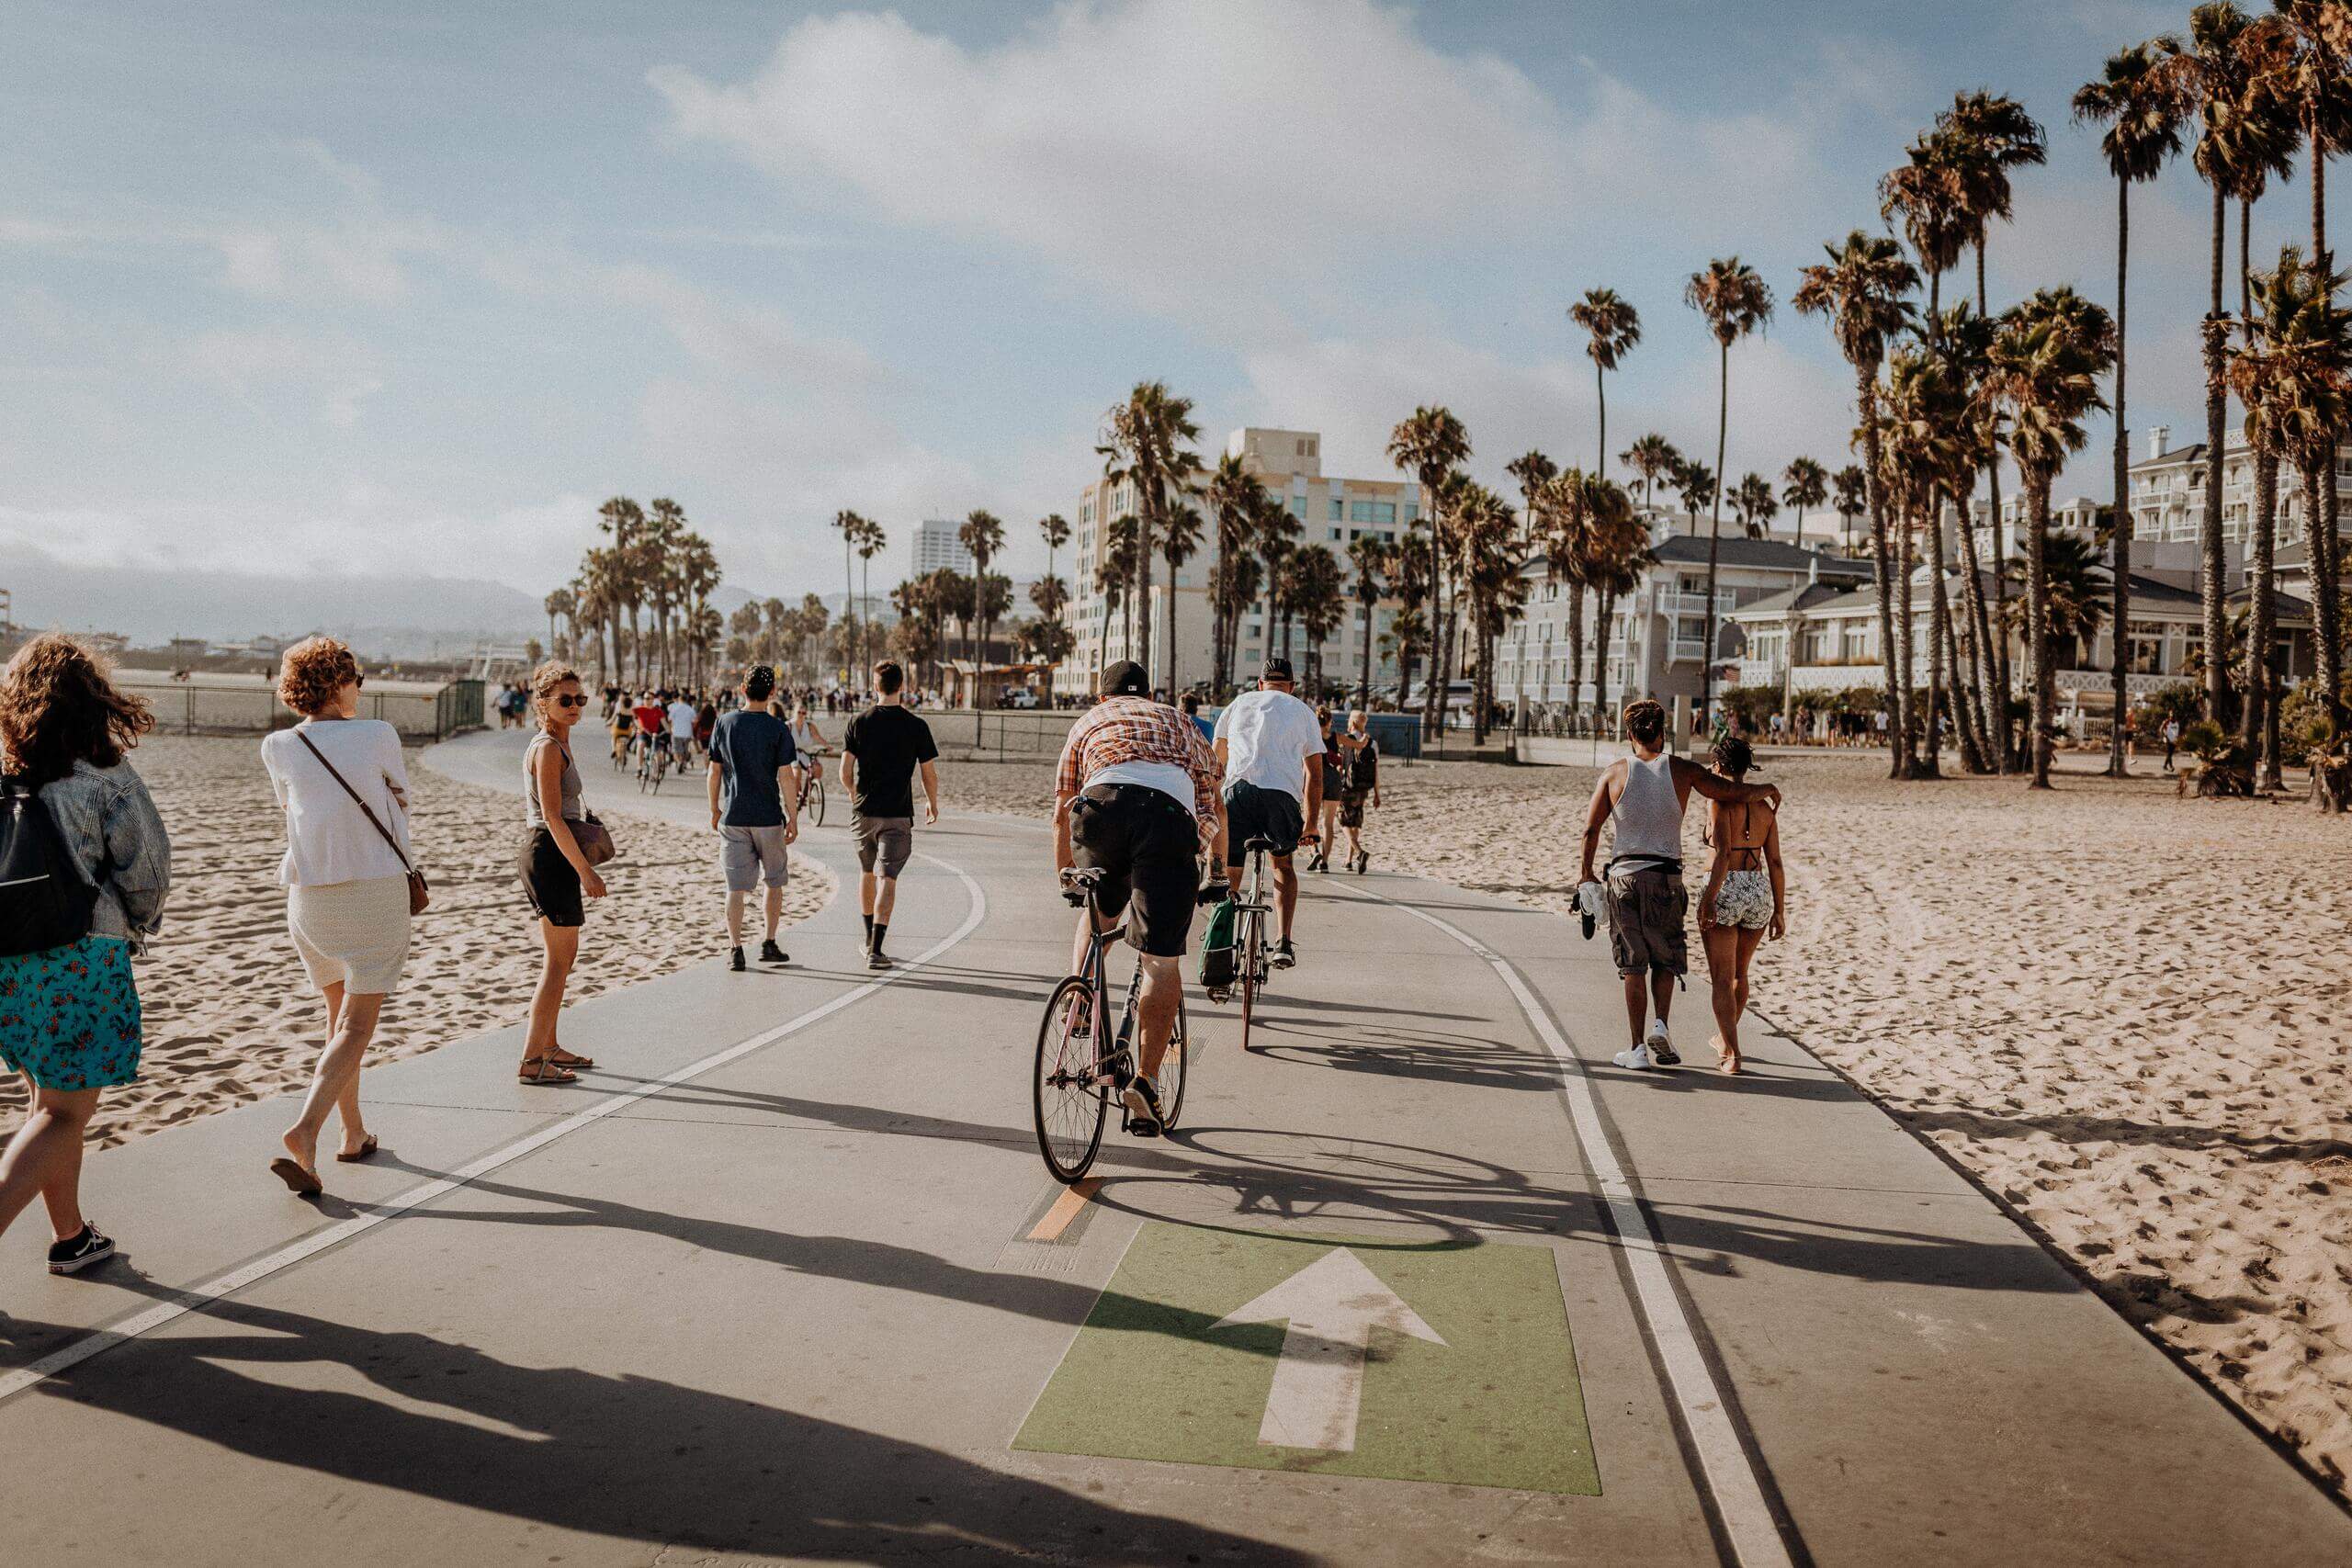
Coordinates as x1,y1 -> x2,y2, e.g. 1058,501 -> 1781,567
871,923 -> 887,953
862,914 -> 874,940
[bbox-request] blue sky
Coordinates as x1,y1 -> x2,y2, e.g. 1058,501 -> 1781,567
1,0 -> 2260,606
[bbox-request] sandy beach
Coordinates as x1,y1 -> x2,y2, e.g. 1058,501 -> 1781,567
0,735 -> 833,1151
946,748 -> 2352,1495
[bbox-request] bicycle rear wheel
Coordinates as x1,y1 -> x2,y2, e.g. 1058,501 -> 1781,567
1238,912 -> 1261,1053
809,772 -> 826,826
1034,976 -> 1107,1183
1157,994 -> 1189,1131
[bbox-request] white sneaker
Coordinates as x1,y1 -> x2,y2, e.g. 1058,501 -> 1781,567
1646,1021 -> 1679,1067
1612,1043 -> 1653,1071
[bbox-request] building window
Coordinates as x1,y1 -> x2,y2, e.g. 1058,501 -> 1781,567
1373,502 -> 1396,525
1329,497 -> 1343,521
1403,502 -> 1419,524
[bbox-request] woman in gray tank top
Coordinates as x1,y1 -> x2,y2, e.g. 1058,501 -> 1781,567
515,664 -> 605,1085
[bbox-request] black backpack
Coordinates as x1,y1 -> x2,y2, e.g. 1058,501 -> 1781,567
0,775 -> 99,958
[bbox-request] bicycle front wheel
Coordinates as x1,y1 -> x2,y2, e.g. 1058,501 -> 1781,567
1034,976 -> 1107,1184
1157,994 -> 1189,1131
1238,913 -> 1261,1053
809,773 -> 826,827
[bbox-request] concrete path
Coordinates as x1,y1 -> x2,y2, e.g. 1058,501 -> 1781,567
0,728 -> 2343,1566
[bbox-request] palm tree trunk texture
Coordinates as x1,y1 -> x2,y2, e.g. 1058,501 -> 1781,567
2028,472 -> 2057,789
2245,450 -> 2279,781
1978,247 -> 2015,740
2201,182 -> 2230,728
1594,588 -> 1618,730
1930,491 -> 1980,773
1895,506 -> 1918,773
2108,175 -> 2134,778
1567,582 -> 1587,733
1164,555 -> 1180,695
1951,503 -> 1994,766
1860,372 -> 1905,778
2306,459 -> 2348,741
1700,342 -> 1729,729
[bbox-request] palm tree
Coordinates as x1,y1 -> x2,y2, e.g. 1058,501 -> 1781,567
1096,515 -> 1139,666
1347,535 -> 1386,706
1506,450 -> 1557,542
959,509 -> 1006,706
1568,288 -> 1642,476
596,498 -> 646,682
1204,452 -> 1267,694
1795,229 -> 1922,778
854,516 -> 886,677
1620,434 -> 1681,512
1098,381 -> 1204,683
1780,457 -> 1828,544
1253,486 -> 1303,673
2161,3 -> 2281,726
1038,512 -> 1071,692
1284,543 -> 1347,701
1882,344 -> 1974,776
1729,473 -> 1780,538
1831,465 -> 1869,555
2076,41 -> 2190,776
1683,257 -> 1775,726
544,587 -> 574,660
1386,406 -> 1473,733
1579,479 -> 1649,733
1544,468 -> 1634,732
1160,501 -> 1205,693
2267,2 -> 2352,596
1442,483 -> 1521,741
1925,300 -> 2004,771
2227,244 -> 2350,758
1986,287 -> 2118,788
831,510 -> 865,687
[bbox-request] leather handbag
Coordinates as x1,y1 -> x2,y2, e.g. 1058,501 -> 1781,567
296,729 -> 429,916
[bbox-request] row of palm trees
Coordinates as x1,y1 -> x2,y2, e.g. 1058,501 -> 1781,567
552,498 -> 725,691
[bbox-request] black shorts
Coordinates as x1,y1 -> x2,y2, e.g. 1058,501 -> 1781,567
519,828 -> 585,928
1069,784 -> 1198,959
1339,788 -> 1370,829
1223,781 -> 1305,867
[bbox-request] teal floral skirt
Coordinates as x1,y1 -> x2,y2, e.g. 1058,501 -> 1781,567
0,935 -> 143,1092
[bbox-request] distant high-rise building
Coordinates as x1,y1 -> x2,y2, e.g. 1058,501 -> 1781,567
911,520 -> 975,578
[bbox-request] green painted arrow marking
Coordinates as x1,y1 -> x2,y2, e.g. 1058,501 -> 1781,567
1014,1222 -> 1598,1495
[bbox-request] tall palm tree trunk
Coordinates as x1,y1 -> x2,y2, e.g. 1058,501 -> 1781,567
2245,450 -> 2280,785
1594,588 -> 1618,730
2200,182 -> 2230,728
2108,174 -> 2134,777
1359,599 -> 1374,706
1566,582 -> 1588,733
1860,369 -> 1905,777
1978,247 -> 2015,742
2028,472 -> 2057,788
1923,488 -> 1956,776
1895,503 -> 1919,772
2305,457 -> 2348,741
1951,499 -> 1996,762
1164,554 -> 1181,695
1700,343 -> 1730,731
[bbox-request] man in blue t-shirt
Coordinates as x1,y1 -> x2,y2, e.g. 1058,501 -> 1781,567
707,664 -> 800,971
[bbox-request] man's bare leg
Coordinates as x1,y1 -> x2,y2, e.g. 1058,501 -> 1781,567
1273,854 -> 1299,942
1134,955 -> 1181,1079
1621,972 -> 1649,1047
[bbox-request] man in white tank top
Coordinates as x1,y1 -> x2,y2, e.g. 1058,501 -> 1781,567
1577,699 -> 1779,1071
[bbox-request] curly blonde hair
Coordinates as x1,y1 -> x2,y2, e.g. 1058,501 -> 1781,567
528,661 -> 582,726
277,636 -> 360,716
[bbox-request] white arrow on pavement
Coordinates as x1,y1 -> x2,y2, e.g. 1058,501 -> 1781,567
1211,1247 -> 1446,1453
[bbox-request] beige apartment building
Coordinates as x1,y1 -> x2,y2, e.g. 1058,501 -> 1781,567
1055,427 -> 1420,700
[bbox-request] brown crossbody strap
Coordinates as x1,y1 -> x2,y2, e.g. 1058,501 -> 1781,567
295,728 -> 415,875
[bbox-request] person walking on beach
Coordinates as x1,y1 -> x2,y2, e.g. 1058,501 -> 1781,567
1338,708 -> 1380,874
519,663 -> 606,1084
1694,733 -> 1784,1077
0,635 -> 171,1275
259,637 -> 419,1194
1306,706 -> 1344,873
666,689 -> 698,765
1053,660 -> 1225,1136
707,664 -> 799,973
840,660 -> 938,969
1214,657 -> 1324,969
2162,716 -> 2180,773
1577,699 -> 1779,1073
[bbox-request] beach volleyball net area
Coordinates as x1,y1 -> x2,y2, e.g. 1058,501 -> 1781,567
115,671 -> 486,739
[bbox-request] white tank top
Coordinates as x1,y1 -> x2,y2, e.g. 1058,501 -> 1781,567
1611,752 -> 1683,866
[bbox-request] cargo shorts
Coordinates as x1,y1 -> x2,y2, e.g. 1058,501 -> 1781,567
1604,863 -> 1688,979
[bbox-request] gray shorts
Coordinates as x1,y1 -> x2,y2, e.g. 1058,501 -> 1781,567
854,815 -> 913,878
1605,865 -> 1688,978
720,825 -> 791,892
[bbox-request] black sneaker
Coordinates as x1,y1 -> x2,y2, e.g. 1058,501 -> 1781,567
1353,851 -> 1369,874
1649,1032 -> 1682,1067
728,945 -> 747,972
867,948 -> 892,970
1272,938 -> 1297,969
47,1224 -> 114,1276
759,939 -> 787,964
1122,1077 -> 1164,1137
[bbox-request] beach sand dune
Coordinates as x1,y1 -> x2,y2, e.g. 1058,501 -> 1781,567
1,735 -> 833,1150
948,750 -> 2352,1494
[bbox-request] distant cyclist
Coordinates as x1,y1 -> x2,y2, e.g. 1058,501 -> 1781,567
630,692 -> 663,761
1053,660 -> 1225,1136
1213,657 -> 1323,969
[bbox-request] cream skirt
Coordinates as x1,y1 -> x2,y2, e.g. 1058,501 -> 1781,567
287,875 -> 412,996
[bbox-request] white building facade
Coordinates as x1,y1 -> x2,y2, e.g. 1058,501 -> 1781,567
910,520 -> 975,579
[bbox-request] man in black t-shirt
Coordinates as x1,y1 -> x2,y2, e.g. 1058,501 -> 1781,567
840,660 -> 940,968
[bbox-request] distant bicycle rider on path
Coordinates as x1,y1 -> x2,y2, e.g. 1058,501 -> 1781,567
1577,699 -> 1779,1071
1052,660 -> 1226,1136
1214,658 -> 1324,970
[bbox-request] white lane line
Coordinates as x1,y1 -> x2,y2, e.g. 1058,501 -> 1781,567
0,852 -> 987,1406
1342,882 -> 1794,1568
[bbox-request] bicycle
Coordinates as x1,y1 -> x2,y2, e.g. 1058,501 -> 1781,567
637,734 -> 672,795
1216,829 -> 1316,1053
796,751 -> 827,826
1032,868 -> 1190,1184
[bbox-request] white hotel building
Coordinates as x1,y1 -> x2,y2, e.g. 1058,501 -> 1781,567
909,519 -> 976,579
1055,427 -> 1419,700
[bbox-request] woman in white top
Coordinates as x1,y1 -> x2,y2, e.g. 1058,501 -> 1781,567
258,637 -> 413,1194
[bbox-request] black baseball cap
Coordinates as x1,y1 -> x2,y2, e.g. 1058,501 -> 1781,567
1098,660 -> 1150,696
1261,657 -> 1295,682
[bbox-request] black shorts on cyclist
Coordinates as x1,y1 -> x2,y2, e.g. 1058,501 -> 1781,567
1070,784 -> 1199,958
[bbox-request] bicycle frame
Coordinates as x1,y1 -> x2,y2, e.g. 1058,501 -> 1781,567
1066,886 -> 1141,1089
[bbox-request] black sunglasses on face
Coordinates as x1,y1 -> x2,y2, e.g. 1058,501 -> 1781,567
552,694 -> 586,708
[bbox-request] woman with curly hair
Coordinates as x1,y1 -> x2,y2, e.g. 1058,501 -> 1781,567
1694,732 -> 1784,1076
0,634 -> 172,1275
518,661 -> 605,1084
258,636 -> 416,1194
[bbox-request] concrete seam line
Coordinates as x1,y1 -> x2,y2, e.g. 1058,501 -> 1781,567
0,852 -> 987,1407
1339,882 -> 1794,1568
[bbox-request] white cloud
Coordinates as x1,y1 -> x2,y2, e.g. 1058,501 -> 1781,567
187,328 -> 383,427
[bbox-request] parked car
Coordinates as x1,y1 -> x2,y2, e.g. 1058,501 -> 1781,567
998,687 -> 1040,709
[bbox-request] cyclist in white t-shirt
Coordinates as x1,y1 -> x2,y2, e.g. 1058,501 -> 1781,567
1211,658 -> 1324,969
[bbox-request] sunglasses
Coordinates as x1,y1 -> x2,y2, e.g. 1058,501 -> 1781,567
551,694 -> 586,708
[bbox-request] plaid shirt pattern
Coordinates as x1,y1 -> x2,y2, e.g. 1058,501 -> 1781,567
1056,697 -> 1221,846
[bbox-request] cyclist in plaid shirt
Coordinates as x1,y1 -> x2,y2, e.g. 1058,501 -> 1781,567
1052,660 -> 1226,1135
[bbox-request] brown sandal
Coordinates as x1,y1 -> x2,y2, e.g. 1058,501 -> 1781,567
518,1057 -> 577,1086
267,1156 -> 323,1196
545,1048 -> 596,1069
334,1134 -> 379,1163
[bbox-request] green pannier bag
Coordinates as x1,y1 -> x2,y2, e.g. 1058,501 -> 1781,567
1198,896 -> 1238,989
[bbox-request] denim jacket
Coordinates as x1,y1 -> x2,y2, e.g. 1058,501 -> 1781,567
29,759 -> 172,947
